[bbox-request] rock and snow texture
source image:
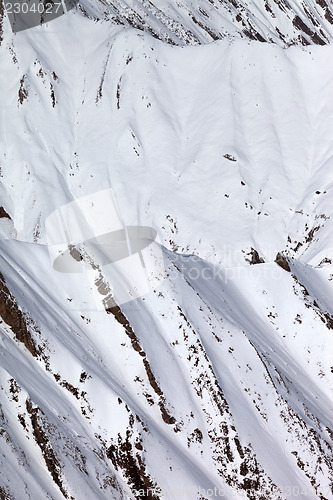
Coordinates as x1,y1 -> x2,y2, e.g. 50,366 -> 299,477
68,0 -> 333,46
0,1 -> 333,499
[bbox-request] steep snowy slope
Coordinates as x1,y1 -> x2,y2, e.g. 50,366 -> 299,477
72,0 -> 333,46
0,1 -> 333,499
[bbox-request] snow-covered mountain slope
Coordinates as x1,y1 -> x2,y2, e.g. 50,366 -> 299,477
0,1 -> 333,499
71,0 -> 333,46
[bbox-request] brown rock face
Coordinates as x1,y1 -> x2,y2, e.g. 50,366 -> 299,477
0,207 -> 11,220
275,253 -> 291,272
0,272 -> 39,357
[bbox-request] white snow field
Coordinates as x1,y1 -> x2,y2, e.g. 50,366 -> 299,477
0,0 -> 332,498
